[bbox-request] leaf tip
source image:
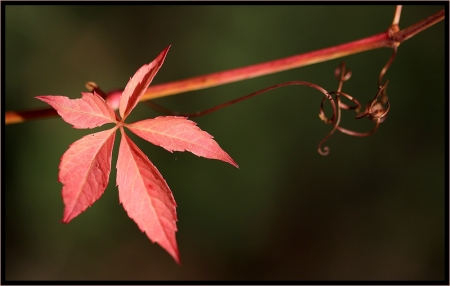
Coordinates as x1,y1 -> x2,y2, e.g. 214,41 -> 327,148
225,156 -> 239,169
61,211 -> 76,224
60,218 -> 70,224
222,154 -> 239,169
168,246 -> 181,265
35,95 -> 49,102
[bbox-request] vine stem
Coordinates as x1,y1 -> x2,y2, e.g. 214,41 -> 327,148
5,9 -> 444,125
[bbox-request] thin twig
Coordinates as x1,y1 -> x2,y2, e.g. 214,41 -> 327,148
392,5 -> 402,26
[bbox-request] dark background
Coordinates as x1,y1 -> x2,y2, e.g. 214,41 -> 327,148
4,5 -> 446,281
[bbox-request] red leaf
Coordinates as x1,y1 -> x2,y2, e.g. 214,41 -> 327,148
116,128 -> 179,263
36,92 -> 117,129
37,46 -> 238,263
60,128 -> 117,223
126,116 -> 238,168
119,46 -> 170,121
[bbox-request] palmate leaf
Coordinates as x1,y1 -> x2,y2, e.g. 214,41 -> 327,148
36,45 -> 237,263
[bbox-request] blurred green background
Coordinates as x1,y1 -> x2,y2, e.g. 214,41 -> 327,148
4,5 -> 446,281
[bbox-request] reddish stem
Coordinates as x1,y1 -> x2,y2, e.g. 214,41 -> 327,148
5,9 -> 444,125
139,34 -> 391,103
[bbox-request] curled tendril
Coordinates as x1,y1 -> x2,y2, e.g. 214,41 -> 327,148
317,46 -> 397,154
355,81 -> 390,123
92,47 -> 397,156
